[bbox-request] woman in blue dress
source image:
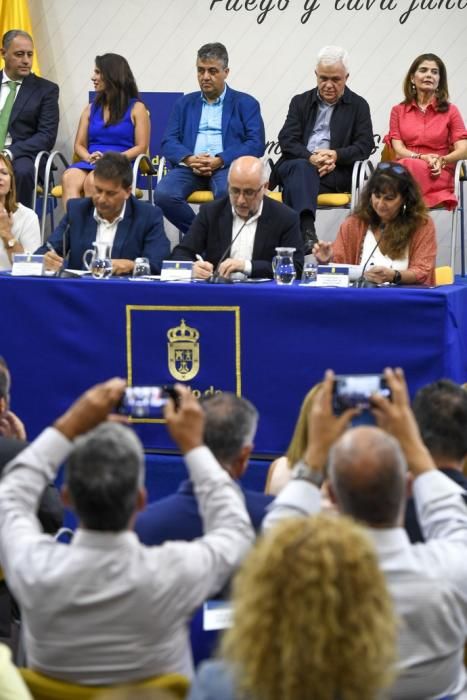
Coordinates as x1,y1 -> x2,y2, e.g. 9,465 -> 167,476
61,53 -> 150,209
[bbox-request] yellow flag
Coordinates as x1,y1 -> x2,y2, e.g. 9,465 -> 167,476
0,0 -> 40,75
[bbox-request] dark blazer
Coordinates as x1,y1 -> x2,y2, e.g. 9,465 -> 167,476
135,479 -> 273,545
1,71 -> 59,159
161,85 -> 265,167
171,195 -> 304,278
37,196 -> 170,274
272,86 -> 374,190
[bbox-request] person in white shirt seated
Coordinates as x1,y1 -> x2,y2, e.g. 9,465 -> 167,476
0,153 -> 40,270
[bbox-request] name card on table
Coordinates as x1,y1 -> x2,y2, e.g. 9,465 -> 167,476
203,600 -> 233,631
11,253 -> 44,277
161,260 -> 193,282
316,265 -> 349,288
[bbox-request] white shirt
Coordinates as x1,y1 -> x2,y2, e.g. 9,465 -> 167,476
93,201 -> 126,251
264,470 -> 467,700
230,201 -> 263,277
0,72 -> 22,148
0,203 -> 41,270
0,429 -> 254,685
361,229 -> 409,272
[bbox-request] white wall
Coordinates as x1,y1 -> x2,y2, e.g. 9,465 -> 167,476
29,0 -> 467,267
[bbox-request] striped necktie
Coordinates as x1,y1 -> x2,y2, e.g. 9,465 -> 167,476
0,81 -> 19,150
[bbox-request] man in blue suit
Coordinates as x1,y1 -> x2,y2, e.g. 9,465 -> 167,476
39,152 -> 169,274
154,42 -> 265,234
0,30 -> 59,207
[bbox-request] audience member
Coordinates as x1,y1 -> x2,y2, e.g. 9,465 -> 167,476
0,380 -> 254,684
155,42 -> 265,234
265,368 -> 467,699
171,156 -> 303,280
0,30 -> 59,207
385,53 -> 467,210
265,384 -> 321,495
406,378 -> 467,542
39,152 -> 169,275
313,162 -> 436,285
188,514 -> 396,700
61,53 -> 150,209
0,152 -> 39,269
136,392 -> 272,544
271,45 -> 373,253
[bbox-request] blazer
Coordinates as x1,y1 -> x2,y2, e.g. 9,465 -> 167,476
171,194 -> 304,278
161,85 -> 265,167
37,196 -> 170,274
1,71 -> 59,159
272,86 -> 374,190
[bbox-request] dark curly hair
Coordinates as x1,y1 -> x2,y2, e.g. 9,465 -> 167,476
353,163 -> 428,259
94,53 -> 140,125
402,53 -> 449,113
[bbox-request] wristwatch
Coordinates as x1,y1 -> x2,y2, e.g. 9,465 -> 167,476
291,460 -> 324,488
6,238 -> 17,249
392,270 -> 402,285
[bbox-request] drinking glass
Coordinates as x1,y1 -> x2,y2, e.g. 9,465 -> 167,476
132,257 -> 151,277
301,261 -> 318,285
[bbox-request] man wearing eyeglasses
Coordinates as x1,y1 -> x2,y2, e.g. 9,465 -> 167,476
271,45 -> 374,254
170,156 -> 303,280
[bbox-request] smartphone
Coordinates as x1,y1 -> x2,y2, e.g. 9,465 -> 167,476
332,374 -> 391,415
117,385 -> 178,418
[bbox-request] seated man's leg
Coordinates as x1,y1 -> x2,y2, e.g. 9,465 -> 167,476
276,158 -> 320,253
154,167 -> 207,234
13,156 -> 35,208
210,168 -> 229,199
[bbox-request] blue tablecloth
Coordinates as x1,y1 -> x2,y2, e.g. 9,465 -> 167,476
2,275 -> 467,455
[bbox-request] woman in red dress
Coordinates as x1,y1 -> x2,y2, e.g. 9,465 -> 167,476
384,53 -> 467,210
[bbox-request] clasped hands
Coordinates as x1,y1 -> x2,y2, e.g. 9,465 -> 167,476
193,258 -> 245,279
309,149 -> 337,177
420,153 -> 445,178
184,153 -> 223,176
87,151 -> 103,165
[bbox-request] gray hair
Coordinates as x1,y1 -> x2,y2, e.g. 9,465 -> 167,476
2,30 -> 33,49
197,42 -> 229,69
328,427 -> 407,527
200,392 -> 258,467
317,45 -> 349,73
66,422 -> 145,531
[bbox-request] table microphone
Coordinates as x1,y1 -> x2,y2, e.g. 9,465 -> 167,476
354,224 -> 385,288
207,209 -> 255,284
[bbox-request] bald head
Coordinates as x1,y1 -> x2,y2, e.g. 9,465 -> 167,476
228,156 -> 267,220
328,426 -> 407,527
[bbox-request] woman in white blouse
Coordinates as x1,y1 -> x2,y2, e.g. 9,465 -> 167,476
0,154 -> 40,270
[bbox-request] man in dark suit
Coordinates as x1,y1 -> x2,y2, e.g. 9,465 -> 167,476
405,379 -> 467,543
39,152 -> 169,274
0,30 -> 59,207
171,155 -> 303,280
155,42 -> 265,234
135,392 -> 273,545
272,45 -> 374,253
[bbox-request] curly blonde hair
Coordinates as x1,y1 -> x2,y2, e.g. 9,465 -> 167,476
221,514 -> 396,700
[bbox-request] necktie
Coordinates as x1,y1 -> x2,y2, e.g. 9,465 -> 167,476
0,81 -> 19,150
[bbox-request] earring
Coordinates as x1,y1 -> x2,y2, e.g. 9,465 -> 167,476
411,82 -> 416,94
402,203 -> 407,216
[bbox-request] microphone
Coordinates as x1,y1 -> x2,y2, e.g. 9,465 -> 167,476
207,209 -> 255,285
354,224 -> 385,288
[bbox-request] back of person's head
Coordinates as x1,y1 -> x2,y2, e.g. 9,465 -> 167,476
222,514 -> 396,700
94,152 -> 133,189
328,426 -> 407,527
2,29 -> 33,49
200,392 -> 258,475
413,379 -> 467,463
94,53 -> 139,123
197,42 -> 229,69
316,45 -> 349,72
403,52 -> 449,111
65,422 -> 145,531
0,356 -> 11,411
286,383 -> 322,467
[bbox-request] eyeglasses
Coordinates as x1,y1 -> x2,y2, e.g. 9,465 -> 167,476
228,185 -> 263,199
376,162 -> 407,176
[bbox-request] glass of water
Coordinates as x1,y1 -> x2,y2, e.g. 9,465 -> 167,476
132,257 -> 151,277
301,261 -> 318,285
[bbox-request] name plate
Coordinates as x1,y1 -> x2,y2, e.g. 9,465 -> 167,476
161,260 -> 193,282
203,600 -> 233,631
11,253 -> 44,277
316,265 -> 349,288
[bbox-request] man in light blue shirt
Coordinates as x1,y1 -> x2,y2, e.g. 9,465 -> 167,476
155,42 -> 265,235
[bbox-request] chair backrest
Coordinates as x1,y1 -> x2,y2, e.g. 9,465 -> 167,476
19,669 -> 189,700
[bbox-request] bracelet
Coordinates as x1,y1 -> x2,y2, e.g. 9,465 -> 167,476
410,152 -> 421,159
